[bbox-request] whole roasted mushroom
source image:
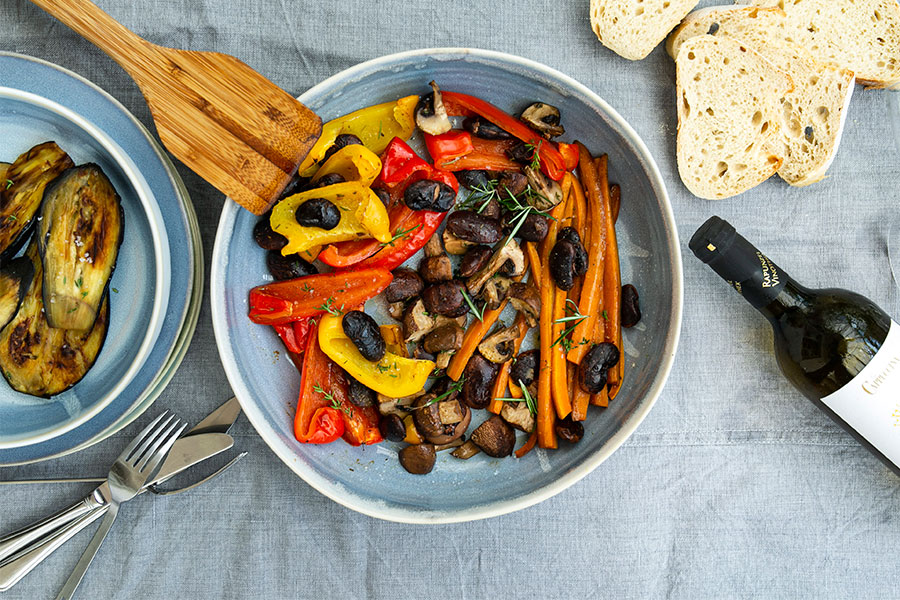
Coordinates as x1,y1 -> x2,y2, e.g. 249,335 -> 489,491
471,415 -> 516,458
399,444 -> 436,475
418,234 -> 453,283
520,102 -> 565,138
423,322 -> 464,355
446,210 -> 503,244
384,268 -> 424,303
413,392 -> 471,445
422,280 -> 469,318
510,349 -> 540,390
458,244 -> 493,278
415,81 -> 452,135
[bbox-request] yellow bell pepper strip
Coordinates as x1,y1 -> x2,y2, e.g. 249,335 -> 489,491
271,181 -> 391,255
296,95 -> 419,177
317,313 -> 434,397
310,145 -> 382,187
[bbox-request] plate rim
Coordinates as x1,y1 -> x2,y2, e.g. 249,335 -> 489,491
212,47 -> 683,523
0,51 -> 202,465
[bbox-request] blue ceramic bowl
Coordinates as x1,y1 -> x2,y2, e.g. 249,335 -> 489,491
213,48 -> 682,523
0,87 -> 169,448
0,52 -> 201,463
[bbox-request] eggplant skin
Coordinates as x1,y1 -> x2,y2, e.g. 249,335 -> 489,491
0,143 -> 74,261
0,244 -> 109,398
0,257 -> 34,331
38,164 -> 124,331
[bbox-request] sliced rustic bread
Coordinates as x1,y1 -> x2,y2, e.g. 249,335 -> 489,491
668,6 -> 855,186
675,35 -> 794,199
590,0 -> 700,60
737,0 -> 900,88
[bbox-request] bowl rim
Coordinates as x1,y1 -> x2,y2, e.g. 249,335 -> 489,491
0,86 -> 170,449
211,47 -> 683,523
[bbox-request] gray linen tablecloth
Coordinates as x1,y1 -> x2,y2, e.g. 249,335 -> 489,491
2,1 -> 900,598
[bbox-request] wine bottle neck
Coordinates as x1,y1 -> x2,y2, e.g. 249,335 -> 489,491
690,216 -> 810,319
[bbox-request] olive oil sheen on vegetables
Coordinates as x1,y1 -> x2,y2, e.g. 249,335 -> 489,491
691,216 -> 900,477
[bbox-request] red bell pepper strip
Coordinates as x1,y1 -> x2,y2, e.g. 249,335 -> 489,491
558,142 -> 580,171
294,319 -> 345,444
318,203 -> 417,267
424,130 -> 474,165
426,132 -> 520,172
356,210 -> 445,272
274,318 -> 311,354
248,269 -> 393,325
329,363 -> 383,446
440,91 -> 567,181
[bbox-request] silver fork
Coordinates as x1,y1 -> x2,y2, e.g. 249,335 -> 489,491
53,412 -> 186,600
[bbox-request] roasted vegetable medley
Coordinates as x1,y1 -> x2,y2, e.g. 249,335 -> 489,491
0,142 -> 123,397
248,83 -> 641,474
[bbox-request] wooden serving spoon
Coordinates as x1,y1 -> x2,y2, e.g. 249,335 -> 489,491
29,0 -> 322,215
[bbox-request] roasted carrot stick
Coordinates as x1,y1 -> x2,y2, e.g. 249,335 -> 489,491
509,381 -> 524,399
514,429 -> 538,458
609,183 -> 621,224
525,242 -> 542,285
550,191 -> 574,420
488,314 -> 529,414
537,198 -> 568,449
567,145 -> 607,366
596,156 -> 622,395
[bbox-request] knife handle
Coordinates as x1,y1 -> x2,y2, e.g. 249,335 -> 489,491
0,489 -> 106,565
0,507 -> 106,591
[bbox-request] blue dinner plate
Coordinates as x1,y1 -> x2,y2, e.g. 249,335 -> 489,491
213,49 -> 683,523
0,52 -> 202,465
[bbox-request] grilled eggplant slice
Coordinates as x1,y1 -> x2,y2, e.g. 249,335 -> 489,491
1,143 -> 74,261
0,257 -> 34,331
0,244 -> 109,397
37,164 -> 123,331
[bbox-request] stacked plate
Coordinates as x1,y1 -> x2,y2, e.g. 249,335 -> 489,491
0,53 -> 202,465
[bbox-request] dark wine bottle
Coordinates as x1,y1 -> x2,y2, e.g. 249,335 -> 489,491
691,216 -> 900,476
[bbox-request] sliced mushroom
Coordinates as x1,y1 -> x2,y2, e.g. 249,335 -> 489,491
413,393 -> 471,445
443,229 -> 477,255
387,301 -> 405,321
507,283 -> 541,327
471,415 -> 516,458
524,166 -> 563,211
480,275 -> 514,310
450,440 -> 481,459
434,438 -> 466,452
466,238 -> 526,295
423,232 -> 443,257
385,268 -> 424,303
415,81 -> 452,136
520,102 -> 565,138
435,351 -> 453,370
399,443 -> 436,475
377,390 -> 425,417
478,325 -> 519,363
501,401 -> 535,433
498,171 -> 528,196
402,298 -> 437,343
423,322 -> 464,354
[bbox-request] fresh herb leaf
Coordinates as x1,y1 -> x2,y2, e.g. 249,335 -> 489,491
519,379 -> 537,415
111,287 -> 119,293
301,283 -> 313,292
602,310 -> 609,320
4,179 -> 12,190
461,289 -> 485,322
74,277 -> 83,288
381,223 -> 422,248
314,383 -> 353,417
5,214 -> 15,223
316,297 -> 344,317
419,376 -> 466,408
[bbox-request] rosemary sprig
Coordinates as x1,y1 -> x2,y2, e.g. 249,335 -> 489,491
458,180 -> 501,212
316,296 -> 344,316
551,299 -> 588,351
492,378 -> 537,416
418,376 -> 466,408
381,223 -> 422,248
461,289 -> 486,322
524,141 -> 542,171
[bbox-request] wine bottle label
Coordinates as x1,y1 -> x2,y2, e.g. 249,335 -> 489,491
822,320 -> 900,467
707,244 -> 786,309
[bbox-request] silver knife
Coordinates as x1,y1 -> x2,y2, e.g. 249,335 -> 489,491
0,397 -> 242,590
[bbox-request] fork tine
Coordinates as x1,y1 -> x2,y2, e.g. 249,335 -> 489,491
127,414 -> 176,465
132,417 -> 180,469
121,411 -> 168,460
139,422 -> 187,474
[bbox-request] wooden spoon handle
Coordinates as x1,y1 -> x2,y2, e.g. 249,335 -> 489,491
29,0 -> 152,75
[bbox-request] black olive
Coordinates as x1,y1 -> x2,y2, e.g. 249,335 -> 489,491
446,210 -> 503,244
421,280 -> 468,317
557,227 -> 587,276
379,414 -> 406,443
295,198 -> 341,230
308,172 -> 345,189
321,133 -> 364,163
404,179 -> 457,212
462,353 -> 498,410
549,239 -> 577,291
510,349 -> 540,388
253,212 -> 288,251
456,170 -> 492,190
497,172 -> 528,196
621,284 -> 641,328
463,116 -> 513,139
373,187 -> 391,207
458,245 -> 493,278
578,342 -> 620,394
279,175 -> 310,200
555,417 -> 584,444
266,251 -> 318,281
481,198 -> 502,220
515,213 -> 549,242
342,310 -> 386,362
507,142 -> 534,164
346,374 -> 376,407
384,268 -> 424,303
